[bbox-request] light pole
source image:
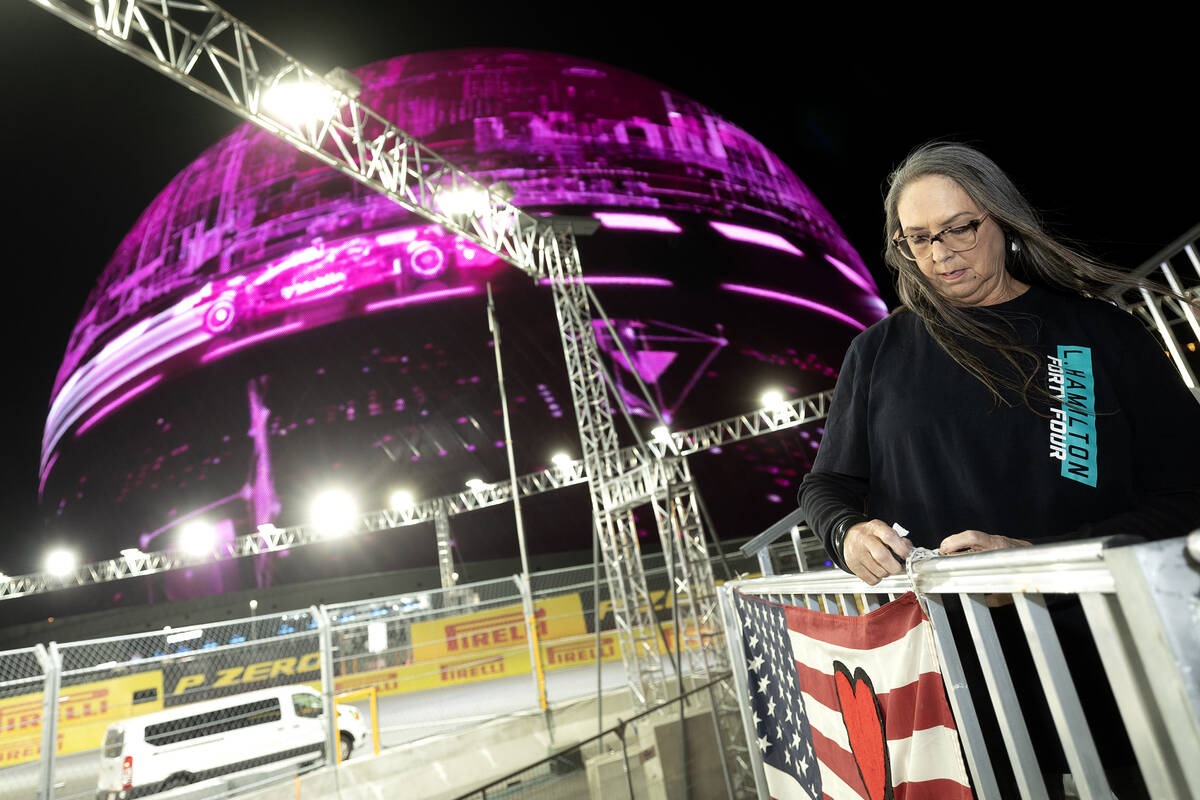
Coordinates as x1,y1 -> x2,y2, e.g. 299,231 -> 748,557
249,598 -> 258,640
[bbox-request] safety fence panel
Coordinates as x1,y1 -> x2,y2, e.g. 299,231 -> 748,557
50,609 -> 330,800
721,533 -> 1200,800
0,647 -> 48,799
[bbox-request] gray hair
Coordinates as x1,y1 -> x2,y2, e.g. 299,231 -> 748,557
881,141 -> 1152,408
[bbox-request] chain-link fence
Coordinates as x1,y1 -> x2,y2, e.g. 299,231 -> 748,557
0,555 -> 750,799
0,647 -> 48,799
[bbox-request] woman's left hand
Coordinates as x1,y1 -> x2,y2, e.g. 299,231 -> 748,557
939,529 -> 1032,555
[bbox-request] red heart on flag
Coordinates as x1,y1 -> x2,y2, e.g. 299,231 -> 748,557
833,661 -> 892,800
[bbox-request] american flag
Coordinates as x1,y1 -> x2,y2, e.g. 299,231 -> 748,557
734,591 -> 973,800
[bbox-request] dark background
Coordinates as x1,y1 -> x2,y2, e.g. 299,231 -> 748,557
1,1 -> 1195,578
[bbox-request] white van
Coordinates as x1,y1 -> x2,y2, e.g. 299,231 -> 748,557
96,685 -> 369,799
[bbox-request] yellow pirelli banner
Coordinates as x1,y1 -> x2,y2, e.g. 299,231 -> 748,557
0,672 -> 164,768
410,594 -> 587,663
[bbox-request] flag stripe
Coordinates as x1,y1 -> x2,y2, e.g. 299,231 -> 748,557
804,698 -> 970,791
789,625 -> 932,692
784,593 -> 925,650
793,661 -> 957,737
888,728 -> 979,786
880,673 -> 959,736
810,725 -> 869,799
764,761 -> 858,800
894,779 -> 976,800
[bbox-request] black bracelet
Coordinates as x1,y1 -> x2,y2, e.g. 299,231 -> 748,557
831,514 -> 871,571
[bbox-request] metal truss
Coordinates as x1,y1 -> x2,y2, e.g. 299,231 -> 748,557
34,0 -> 553,281
1107,223 -> 1200,397
26,5 -> 804,764
1,392 -> 829,599
651,460 -> 754,795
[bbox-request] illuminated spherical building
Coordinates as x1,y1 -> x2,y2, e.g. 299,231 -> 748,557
42,49 -> 885,598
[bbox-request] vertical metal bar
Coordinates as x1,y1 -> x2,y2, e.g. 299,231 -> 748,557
1102,538 -> 1200,797
924,595 -> 1003,800
312,605 -> 339,771
593,519 -> 604,736
434,503 -> 455,589
756,549 -> 774,577
1078,592 -> 1187,799
1183,243 -> 1200,278
1140,286 -> 1196,389
839,594 -> 859,616
34,643 -> 60,800
514,576 -> 550,720
718,587 -> 769,799
618,725 -> 636,800
959,594 -> 1049,800
789,526 -> 807,572
1012,594 -> 1111,799
1158,261 -> 1200,344
488,283 -> 532,579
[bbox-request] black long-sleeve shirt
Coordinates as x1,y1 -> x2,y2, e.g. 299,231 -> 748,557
798,285 -> 1200,566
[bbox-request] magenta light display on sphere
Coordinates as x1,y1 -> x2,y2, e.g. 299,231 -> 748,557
41,49 -> 883,598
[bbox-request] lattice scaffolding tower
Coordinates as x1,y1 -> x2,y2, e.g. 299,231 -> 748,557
28,0 -> 755,793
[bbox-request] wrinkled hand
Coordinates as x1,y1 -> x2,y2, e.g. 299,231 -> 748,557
939,530 -> 1032,555
844,520 -> 913,585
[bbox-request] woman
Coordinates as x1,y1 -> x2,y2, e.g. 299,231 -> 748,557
797,141 -> 1200,799
799,141 -> 1200,582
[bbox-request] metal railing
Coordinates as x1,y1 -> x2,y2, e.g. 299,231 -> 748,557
720,531 -> 1200,800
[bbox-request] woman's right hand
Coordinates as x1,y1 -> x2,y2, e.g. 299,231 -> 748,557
843,519 -> 913,585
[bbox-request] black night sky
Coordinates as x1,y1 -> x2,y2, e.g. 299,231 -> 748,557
1,1 -> 1195,585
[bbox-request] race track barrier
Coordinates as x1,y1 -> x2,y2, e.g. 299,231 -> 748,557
0,559 -> 725,799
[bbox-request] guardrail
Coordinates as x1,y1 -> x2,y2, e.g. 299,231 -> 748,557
720,532 -> 1200,800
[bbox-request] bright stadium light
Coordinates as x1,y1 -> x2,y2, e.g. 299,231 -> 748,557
263,81 -> 337,125
179,521 -> 216,556
389,489 -> 415,510
465,478 -> 487,491
45,549 -> 76,577
551,452 -> 572,470
437,187 -> 490,217
651,425 -> 671,443
761,389 -> 785,409
120,548 -> 145,559
311,489 -> 358,537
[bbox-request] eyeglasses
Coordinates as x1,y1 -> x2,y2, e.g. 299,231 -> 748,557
892,212 -> 990,261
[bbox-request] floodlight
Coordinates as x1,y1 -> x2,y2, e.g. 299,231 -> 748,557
179,521 -> 216,556
311,488 -> 358,536
323,67 -> 363,99
45,549 -> 76,577
437,188 -> 490,217
465,478 -> 487,491
761,389 -> 785,409
249,599 -> 258,611
551,452 -> 572,469
651,425 -> 671,443
263,81 -> 336,125
389,489 -> 415,510
120,548 -> 145,559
